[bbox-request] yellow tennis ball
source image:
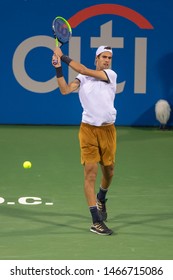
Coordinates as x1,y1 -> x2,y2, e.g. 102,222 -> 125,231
23,161 -> 32,169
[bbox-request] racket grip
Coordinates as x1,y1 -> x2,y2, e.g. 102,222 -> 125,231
55,38 -> 59,47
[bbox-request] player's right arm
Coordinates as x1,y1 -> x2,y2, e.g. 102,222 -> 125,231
52,53 -> 80,95
56,77 -> 80,95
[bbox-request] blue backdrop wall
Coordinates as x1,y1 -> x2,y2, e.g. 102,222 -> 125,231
0,0 -> 173,126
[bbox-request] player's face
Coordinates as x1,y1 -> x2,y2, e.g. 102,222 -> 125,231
96,51 -> 112,70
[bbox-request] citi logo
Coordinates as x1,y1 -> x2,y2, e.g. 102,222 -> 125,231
12,4 -> 153,94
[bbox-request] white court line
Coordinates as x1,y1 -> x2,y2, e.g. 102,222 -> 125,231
7,202 -> 15,205
45,202 -> 54,205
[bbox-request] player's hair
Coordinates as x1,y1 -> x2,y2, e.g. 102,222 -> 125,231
104,46 -> 112,50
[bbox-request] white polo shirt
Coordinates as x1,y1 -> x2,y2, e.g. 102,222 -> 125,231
76,69 -> 117,126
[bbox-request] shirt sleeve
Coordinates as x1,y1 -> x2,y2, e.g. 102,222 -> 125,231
103,69 -> 117,84
76,73 -> 83,83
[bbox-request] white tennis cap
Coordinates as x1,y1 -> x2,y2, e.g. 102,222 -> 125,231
96,46 -> 113,56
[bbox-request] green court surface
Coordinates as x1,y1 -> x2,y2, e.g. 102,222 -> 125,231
0,125 -> 173,260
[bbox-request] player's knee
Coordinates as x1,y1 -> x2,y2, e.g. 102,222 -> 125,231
86,171 -> 97,182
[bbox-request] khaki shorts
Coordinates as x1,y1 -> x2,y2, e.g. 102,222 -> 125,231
78,122 -> 116,166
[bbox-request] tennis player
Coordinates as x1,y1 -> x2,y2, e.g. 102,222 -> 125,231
52,46 -> 117,235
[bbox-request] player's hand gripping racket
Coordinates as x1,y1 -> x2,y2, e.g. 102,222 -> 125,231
52,16 -> 72,47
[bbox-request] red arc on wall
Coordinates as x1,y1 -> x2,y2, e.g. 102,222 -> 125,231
68,4 -> 153,29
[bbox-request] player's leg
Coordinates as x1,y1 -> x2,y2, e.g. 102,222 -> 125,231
100,164 -> 114,189
79,123 -> 113,235
97,164 -> 114,221
84,163 -> 113,235
96,125 -> 116,221
84,162 -> 98,207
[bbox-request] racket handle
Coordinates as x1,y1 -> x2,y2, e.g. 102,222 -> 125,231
55,38 -> 59,47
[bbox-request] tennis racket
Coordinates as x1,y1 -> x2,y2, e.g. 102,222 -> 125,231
52,16 -> 72,47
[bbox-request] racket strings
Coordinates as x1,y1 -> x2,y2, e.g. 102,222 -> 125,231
53,19 -> 71,44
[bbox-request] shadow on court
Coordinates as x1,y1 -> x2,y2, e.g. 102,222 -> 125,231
0,206 -> 90,236
110,212 -> 173,238
1,205 -> 173,238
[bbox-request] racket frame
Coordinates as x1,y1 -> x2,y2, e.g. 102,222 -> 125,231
52,16 -> 72,47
